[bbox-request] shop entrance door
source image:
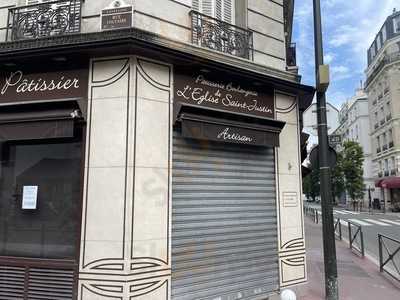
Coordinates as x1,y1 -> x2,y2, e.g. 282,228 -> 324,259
0,137 -> 83,299
171,129 -> 279,300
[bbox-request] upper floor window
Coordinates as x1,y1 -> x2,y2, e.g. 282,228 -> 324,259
394,15 -> 400,33
382,25 -> 387,42
376,34 -> 382,50
193,0 -> 235,24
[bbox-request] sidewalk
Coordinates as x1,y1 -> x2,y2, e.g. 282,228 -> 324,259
273,218 -> 400,300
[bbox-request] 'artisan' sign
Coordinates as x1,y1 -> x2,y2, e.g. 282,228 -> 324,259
175,68 -> 275,119
0,69 -> 88,104
101,6 -> 133,31
181,119 -> 280,147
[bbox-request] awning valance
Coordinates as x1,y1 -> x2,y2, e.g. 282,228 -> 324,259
0,101 -> 82,142
175,104 -> 286,147
381,177 -> 400,189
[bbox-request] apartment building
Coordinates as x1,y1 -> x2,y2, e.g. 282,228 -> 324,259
365,8 -> 400,212
332,88 -> 374,207
0,1 -> 314,299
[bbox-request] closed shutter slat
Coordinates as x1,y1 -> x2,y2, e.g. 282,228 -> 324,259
172,129 -> 279,300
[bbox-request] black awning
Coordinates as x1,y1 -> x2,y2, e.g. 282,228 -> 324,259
0,101 -> 82,141
176,104 -> 286,147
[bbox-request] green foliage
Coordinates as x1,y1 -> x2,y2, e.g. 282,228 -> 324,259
331,151 -> 345,202
341,141 -> 365,201
303,163 -> 320,201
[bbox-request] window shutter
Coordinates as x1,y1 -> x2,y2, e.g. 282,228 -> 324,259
201,0 -> 214,17
222,0 -> 233,23
215,0 -> 222,20
192,0 -> 200,11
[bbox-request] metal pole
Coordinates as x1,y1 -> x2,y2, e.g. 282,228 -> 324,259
312,0 -> 339,299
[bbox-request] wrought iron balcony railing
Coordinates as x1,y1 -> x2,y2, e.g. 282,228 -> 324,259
190,10 -> 253,60
6,0 -> 82,41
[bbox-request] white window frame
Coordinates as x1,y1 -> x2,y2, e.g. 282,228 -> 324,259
393,15 -> 400,33
193,0 -> 235,24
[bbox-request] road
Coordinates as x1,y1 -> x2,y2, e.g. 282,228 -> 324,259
305,204 -> 400,279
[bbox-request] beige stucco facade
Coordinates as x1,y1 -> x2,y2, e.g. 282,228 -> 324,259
0,1 -> 312,299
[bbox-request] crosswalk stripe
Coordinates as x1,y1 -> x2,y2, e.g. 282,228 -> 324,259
379,219 -> 400,226
345,211 -> 360,215
334,210 -> 349,215
364,219 -> 391,226
348,219 -> 372,226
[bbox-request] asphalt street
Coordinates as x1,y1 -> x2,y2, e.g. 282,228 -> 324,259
306,204 -> 400,280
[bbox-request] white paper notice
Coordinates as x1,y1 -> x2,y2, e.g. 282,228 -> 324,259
22,186 -> 38,210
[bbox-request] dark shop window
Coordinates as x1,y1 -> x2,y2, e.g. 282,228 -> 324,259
0,140 -> 83,259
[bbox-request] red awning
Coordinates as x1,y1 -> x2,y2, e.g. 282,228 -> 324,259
375,179 -> 384,188
381,177 -> 400,189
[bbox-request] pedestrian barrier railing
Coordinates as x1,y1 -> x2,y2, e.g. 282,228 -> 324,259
378,234 -> 400,281
304,206 -> 320,224
334,218 -> 342,240
348,221 -> 365,257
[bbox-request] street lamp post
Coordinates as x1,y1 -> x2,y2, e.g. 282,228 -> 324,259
312,0 -> 339,299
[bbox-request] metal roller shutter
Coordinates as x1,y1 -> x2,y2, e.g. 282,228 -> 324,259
172,128 -> 279,300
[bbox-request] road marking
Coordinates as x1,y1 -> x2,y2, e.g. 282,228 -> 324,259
379,219 -> 400,226
345,211 -> 360,215
364,219 -> 391,226
348,219 -> 372,226
334,210 -> 350,215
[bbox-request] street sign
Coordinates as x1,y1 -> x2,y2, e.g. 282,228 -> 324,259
329,134 -> 342,145
309,145 -> 337,169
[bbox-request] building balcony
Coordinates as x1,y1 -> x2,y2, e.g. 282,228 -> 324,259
389,141 -> 394,148
287,43 -> 297,67
6,0 -> 82,42
367,52 -> 400,87
190,10 -> 253,60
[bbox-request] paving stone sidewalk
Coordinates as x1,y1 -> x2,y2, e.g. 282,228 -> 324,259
272,218 -> 400,300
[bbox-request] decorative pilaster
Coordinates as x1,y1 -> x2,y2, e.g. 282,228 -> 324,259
78,56 -> 172,299
275,92 -> 307,287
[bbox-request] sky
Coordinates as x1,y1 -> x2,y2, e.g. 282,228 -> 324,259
293,0 -> 399,108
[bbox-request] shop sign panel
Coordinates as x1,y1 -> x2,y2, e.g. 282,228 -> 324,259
0,69 -> 88,104
182,119 -> 280,147
174,67 -> 275,119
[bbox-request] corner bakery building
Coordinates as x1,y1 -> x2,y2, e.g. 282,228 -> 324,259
0,31 -> 314,300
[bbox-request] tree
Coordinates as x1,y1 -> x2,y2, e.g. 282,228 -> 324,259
341,141 -> 365,204
331,151 -> 345,204
303,163 -> 320,202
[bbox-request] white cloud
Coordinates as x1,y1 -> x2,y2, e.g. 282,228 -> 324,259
294,0 -> 399,107
324,53 -> 334,64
